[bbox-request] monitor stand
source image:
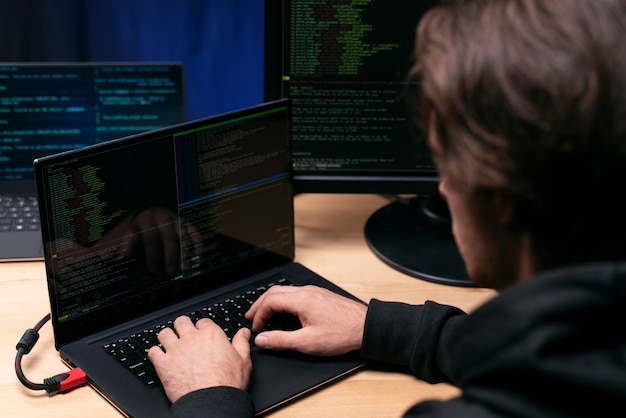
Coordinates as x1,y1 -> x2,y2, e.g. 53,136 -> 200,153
364,194 -> 475,287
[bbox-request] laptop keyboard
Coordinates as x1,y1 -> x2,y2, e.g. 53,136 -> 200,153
103,276 -> 298,389
0,195 -> 40,233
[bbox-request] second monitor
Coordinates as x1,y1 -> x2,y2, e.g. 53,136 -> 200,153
264,0 -> 473,286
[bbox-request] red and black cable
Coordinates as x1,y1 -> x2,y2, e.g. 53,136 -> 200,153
15,313 -> 87,394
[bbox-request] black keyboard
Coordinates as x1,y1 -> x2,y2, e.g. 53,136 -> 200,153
103,276 -> 298,388
0,195 -> 40,233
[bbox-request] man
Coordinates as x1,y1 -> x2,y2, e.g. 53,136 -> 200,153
148,0 -> 626,416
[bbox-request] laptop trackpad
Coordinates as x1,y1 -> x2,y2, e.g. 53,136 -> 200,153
249,348 -> 362,414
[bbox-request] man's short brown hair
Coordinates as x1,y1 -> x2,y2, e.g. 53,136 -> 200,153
411,0 -> 626,269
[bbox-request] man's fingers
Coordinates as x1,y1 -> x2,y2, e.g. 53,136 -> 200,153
147,344 -> 165,363
194,317 -> 218,330
247,285 -> 303,330
171,315 -> 197,335
156,326 -> 177,344
247,285 -> 301,315
154,316 -> 251,363
253,329 -> 307,352
232,328 -> 252,356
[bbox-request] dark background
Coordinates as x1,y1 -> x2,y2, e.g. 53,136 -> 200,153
0,0 -> 265,121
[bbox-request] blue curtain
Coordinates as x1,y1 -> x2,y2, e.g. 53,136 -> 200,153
0,0 -> 265,121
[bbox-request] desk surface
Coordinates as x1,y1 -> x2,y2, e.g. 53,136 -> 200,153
0,193 -> 496,417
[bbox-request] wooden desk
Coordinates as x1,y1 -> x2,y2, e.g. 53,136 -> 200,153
0,194 -> 496,417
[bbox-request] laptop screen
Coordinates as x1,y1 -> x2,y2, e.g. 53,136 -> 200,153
34,99 -> 292,344
1,62 -> 185,182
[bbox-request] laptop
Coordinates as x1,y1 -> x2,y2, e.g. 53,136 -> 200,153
0,62 -> 185,261
34,98 -> 365,417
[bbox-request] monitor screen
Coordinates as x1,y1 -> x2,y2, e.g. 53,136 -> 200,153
264,0 -> 439,194
0,62 -> 185,182
264,0 -> 473,286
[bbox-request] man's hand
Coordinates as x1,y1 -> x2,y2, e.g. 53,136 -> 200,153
148,316 -> 252,404
246,285 -> 368,356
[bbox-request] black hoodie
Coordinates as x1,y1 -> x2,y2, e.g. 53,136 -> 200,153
171,262 -> 626,417
363,261 -> 626,417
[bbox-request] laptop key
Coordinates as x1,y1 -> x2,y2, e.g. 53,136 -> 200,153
135,367 -> 161,388
127,359 -> 149,372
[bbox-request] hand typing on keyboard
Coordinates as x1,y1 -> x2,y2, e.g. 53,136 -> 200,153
103,277 -> 296,393
246,285 -> 368,357
147,316 -> 252,404
144,283 -> 367,407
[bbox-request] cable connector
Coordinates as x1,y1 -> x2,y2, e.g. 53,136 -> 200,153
15,313 -> 88,395
44,368 -> 88,394
16,328 -> 40,355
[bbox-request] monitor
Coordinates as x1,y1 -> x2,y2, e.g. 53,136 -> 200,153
264,0 -> 473,286
0,62 -> 185,184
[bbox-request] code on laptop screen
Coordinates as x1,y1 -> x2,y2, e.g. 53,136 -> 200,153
36,101 -> 292,332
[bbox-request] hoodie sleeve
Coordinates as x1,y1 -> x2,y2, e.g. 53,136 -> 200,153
360,299 -> 467,383
170,386 -> 255,418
